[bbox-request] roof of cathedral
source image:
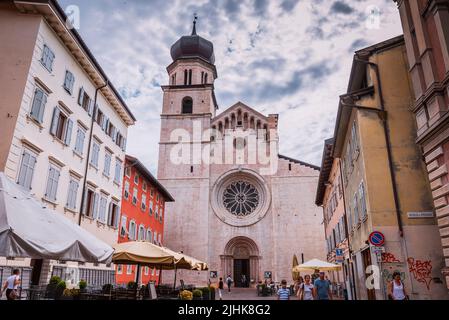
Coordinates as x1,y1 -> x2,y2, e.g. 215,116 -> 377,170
212,101 -> 269,123
125,155 -> 175,202
170,17 -> 215,64
278,154 -> 321,171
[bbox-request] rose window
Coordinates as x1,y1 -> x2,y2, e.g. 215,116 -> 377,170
223,181 -> 259,216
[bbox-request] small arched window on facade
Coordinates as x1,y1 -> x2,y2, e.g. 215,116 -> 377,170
188,69 -> 192,85
182,96 -> 193,114
184,69 -> 188,85
204,73 -> 208,84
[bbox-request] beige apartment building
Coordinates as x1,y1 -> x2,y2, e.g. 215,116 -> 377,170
332,36 -> 447,300
0,0 -> 135,287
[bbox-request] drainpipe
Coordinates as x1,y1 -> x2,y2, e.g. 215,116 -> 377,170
78,81 -> 109,226
344,57 -> 414,297
338,160 -> 357,300
352,57 -> 404,237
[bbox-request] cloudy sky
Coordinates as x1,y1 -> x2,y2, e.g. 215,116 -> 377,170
58,0 -> 402,173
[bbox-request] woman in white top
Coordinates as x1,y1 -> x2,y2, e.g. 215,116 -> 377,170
298,274 -> 315,300
1,269 -> 21,300
388,271 -> 408,300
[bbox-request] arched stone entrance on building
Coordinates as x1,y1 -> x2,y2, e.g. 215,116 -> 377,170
220,236 -> 260,287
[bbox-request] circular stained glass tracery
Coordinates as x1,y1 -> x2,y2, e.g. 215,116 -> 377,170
223,181 -> 259,216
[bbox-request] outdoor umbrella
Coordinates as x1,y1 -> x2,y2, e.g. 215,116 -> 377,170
112,241 -> 208,289
0,172 -> 113,263
112,241 -> 176,267
161,246 -> 209,271
292,258 -> 342,272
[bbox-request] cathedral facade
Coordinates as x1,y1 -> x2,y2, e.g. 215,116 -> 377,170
157,23 -> 326,286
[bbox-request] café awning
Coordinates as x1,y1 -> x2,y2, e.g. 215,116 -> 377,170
0,172 -> 113,264
292,258 -> 342,272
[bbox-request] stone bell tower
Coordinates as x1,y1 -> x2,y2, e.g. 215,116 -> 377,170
157,17 -> 217,285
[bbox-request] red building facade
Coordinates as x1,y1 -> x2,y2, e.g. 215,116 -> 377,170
115,155 -> 174,285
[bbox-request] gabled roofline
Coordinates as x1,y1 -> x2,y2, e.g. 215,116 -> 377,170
125,155 -> 175,202
315,138 -> 334,206
212,101 -> 270,122
278,154 -> 320,171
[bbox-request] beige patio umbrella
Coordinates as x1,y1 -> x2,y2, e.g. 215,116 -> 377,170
112,241 -> 176,267
292,258 -> 342,272
113,241 -> 209,289
162,246 -> 209,271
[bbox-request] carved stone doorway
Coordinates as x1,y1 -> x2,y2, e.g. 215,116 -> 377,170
221,236 -> 260,287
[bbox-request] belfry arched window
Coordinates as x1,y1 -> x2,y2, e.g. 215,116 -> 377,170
182,97 -> 193,114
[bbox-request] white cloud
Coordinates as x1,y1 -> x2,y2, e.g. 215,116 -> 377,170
58,0 -> 402,171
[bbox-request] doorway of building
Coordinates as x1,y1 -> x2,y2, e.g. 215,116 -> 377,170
362,248 -> 376,300
233,259 -> 250,287
30,259 -> 43,285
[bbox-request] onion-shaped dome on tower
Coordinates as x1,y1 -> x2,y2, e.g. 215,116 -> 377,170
170,17 -> 215,64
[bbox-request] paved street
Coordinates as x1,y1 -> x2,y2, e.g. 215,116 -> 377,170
218,288 -> 279,300
216,288 -> 345,300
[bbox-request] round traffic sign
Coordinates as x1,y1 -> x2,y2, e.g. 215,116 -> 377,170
368,231 -> 385,247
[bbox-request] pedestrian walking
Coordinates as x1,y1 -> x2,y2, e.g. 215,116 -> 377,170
218,277 -> 224,300
313,271 -> 332,300
1,269 -> 21,300
298,274 -> 315,300
388,272 -> 409,300
277,279 -> 290,300
241,274 -> 247,288
294,276 -> 303,296
226,275 -> 233,293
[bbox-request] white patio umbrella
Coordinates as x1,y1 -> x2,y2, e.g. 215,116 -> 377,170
0,172 -> 113,263
292,258 -> 342,272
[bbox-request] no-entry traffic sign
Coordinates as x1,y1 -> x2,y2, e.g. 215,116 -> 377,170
368,231 -> 385,247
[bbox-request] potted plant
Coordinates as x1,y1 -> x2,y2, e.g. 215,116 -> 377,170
62,288 -> 80,300
46,276 -> 62,299
200,287 -> 210,300
127,281 -> 137,290
179,290 -> 193,300
78,280 -> 87,292
192,289 -> 203,300
261,284 -> 270,297
55,280 -> 67,300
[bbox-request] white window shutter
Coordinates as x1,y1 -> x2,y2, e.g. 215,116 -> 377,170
38,93 -> 47,123
64,119 -> 73,145
82,189 -> 88,215
87,99 -> 94,116
122,138 -> 126,152
114,205 -> 120,228
50,107 -> 60,136
102,117 -> 108,131
17,152 -> 30,187
92,193 -> 99,220
30,89 -> 43,121
45,167 -> 53,198
78,87 -> 84,105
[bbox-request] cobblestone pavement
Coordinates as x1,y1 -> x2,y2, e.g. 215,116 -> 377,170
215,288 -> 345,300
216,288 -> 284,300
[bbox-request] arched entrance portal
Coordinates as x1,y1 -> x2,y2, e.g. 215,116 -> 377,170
221,237 -> 260,287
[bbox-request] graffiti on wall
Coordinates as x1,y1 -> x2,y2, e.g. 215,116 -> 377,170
407,257 -> 433,290
381,252 -> 400,263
